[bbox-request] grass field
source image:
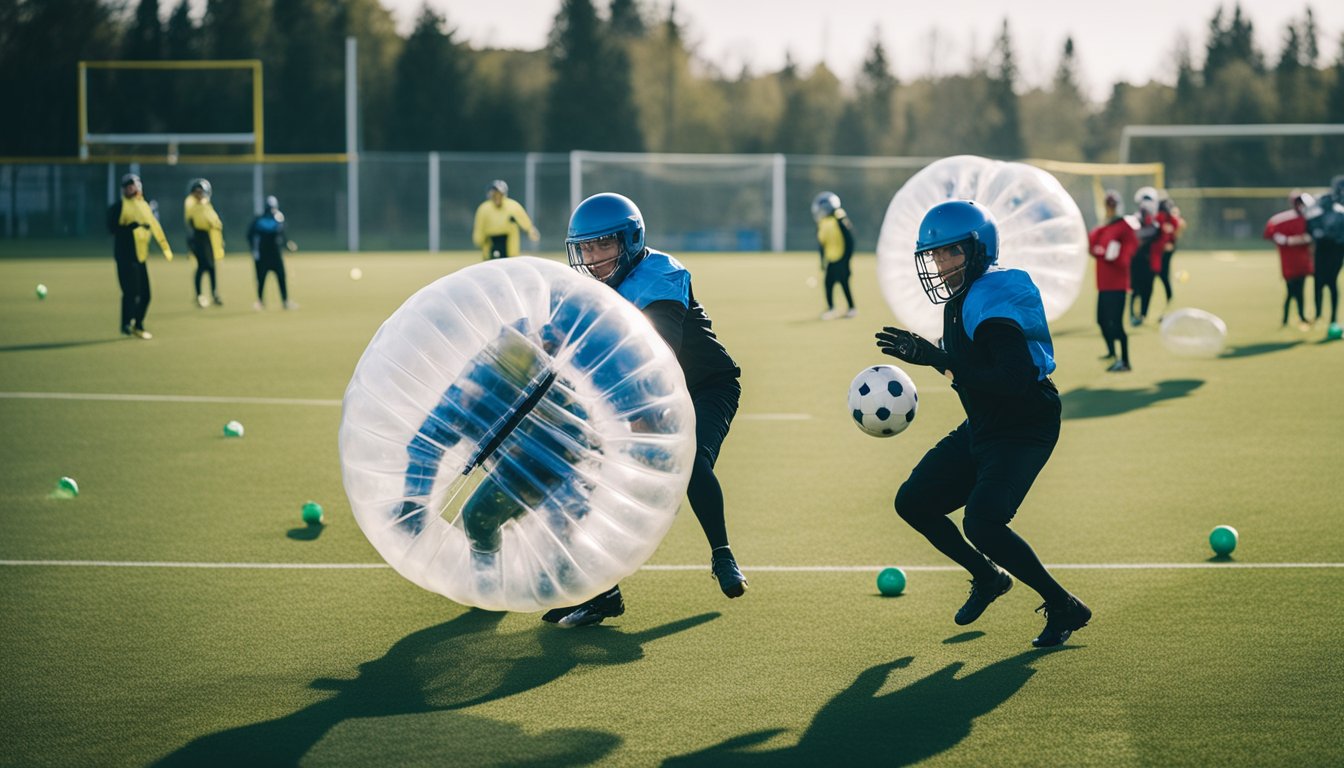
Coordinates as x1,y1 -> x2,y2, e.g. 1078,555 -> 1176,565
2,248 -> 1342,767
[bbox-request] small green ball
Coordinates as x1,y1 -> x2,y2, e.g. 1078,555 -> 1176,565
1327,323 -> 1343,341
36,284 -> 48,299
223,420 -> 244,437
877,566 -> 907,596
301,501 -> 324,525
1209,525 -> 1238,556
56,476 -> 79,497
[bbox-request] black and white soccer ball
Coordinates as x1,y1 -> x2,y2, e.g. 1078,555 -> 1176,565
848,364 -> 918,438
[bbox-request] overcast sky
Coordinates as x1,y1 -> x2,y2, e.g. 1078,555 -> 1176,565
414,0 -> 1342,102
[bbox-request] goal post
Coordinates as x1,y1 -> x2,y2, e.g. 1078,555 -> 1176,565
78,59 -> 264,161
1024,158 -> 1166,227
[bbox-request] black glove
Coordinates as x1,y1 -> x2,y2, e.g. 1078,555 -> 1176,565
876,326 -> 949,368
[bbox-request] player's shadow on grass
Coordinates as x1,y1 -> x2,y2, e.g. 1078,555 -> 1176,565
151,608 -> 717,768
664,647 -> 1075,768
1220,341 -> 1302,358
0,338 -> 127,352
1060,379 -> 1203,420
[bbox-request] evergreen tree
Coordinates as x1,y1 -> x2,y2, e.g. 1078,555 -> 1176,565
268,0 -> 343,152
122,0 -> 163,60
1204,3 -> 1263,80
544,0 -> 642,151
164,0 -> 199,59
983,19 -> 1024,158
389,5 -> 468,150
835,35 -> 898,156
609,0 -> 646,38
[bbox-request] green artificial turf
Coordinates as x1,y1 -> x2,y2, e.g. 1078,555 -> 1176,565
1,249 -> 1342,766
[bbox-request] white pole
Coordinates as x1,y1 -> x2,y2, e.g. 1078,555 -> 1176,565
569,151 -> 583,216
771,153 -> 786,252
106,163 -> 115,204
525,151 -> 538,246
428,151 -> 440,253
345,37 -> 359,252
252,163 -> 263,214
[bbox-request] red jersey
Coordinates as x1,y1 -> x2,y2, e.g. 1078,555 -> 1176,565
1151,209 -> 1183,270
1264,209 -> 1313,280
1089,216 -> 1138,291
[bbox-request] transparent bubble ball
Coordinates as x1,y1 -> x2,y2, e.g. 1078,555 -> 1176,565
1160,308 -> 1227,357
877,155 -> 1088,339
338,257 -> 697,613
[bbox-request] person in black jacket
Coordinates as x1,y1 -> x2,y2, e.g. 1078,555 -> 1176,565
875,200 -> 1090,648
247,195 -> 295,310
107,173 -> 173,339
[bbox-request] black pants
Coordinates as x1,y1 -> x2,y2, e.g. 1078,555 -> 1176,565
1097,290 -> 1128,363
191,230 -> 218,297
114,253 -> 151,331
824,260 -> 854,310
895,416 -> 1070,604
1156,248 -> 1175,302
1129,255 -> 1154,320
489,235 -> 509,259
254,253 -> 288,302
1314,242 -> 1343,324
1283,277 -> 1309,325
686,376 -> 741,550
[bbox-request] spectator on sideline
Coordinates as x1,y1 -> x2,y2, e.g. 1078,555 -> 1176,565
472,179 -> 539,259
248,195 -> 296,310
1089,190 -> 1139,371
107,173 -> 173,339
812,191 -> 858,320
184,178 -> 225,307
1304,174 -> 1344,332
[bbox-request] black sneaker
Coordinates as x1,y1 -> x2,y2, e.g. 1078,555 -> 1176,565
1032,595 -> 1092,647
541,604 -> 580,624
711,551 -> 748,598
954,567 -> 1013,625
554,586 -> 624,628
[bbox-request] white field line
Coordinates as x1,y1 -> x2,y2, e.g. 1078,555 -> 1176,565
1,560 -> 1341,571
0,392 -> 810,420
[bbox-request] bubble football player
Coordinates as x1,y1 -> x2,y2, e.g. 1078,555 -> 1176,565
1264,192 -> 1315,330
1152,194 -> 1185,319
1128,187 -> 1161,326
248,195 -> 296,310
874,200 -> 1091,648
812,191 -> 858,320
555,192 -> 748,627
1303,174 -> 1344,331
184,178 -> 225,307
1088,189 -> 1139,371
107,173 -> 174,339
472,179 -> 540,260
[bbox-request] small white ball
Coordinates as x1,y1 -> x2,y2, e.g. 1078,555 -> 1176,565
350,268 -> 363,281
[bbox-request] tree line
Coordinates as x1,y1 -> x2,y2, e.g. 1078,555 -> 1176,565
3,0 -> 1341,184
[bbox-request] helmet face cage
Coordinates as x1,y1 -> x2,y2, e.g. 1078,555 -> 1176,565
189,178 -> 212,198
915,240 -> 978,305
120,174 -> 142,195
487,180 -> 508,198
566,233 -> 630,282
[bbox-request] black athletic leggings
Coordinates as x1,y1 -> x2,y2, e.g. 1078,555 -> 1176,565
824,260 -> 854,311
686,377 -> 741,550
115,253 -> 150,331
1097,290 -> 1129,363
895,418 -> 1069,604
1314,242 -> 1343,324
254,254 -> 289,302
191,230 -> 217,297
1156,249 -> 1175,302
1283,277 -> 1309,325
1129,253 -> 1154,319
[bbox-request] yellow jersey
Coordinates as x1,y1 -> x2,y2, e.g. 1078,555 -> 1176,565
118,197 -> 173,263
184,195 -> 225,260
472,197 -> 535,259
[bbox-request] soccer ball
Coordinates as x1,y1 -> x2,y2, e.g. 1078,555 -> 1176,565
848,364 -> 918,437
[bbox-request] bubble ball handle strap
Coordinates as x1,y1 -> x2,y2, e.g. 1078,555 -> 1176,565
465,370 -> 559,474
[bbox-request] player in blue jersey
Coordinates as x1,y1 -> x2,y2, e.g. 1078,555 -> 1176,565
874,200 -> 1091,648
546,193 -> 748,627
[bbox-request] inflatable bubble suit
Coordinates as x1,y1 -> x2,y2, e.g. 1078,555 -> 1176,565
339,257 -> 697,613
876,155 -> 1089,340
1160,308 -> 1227,357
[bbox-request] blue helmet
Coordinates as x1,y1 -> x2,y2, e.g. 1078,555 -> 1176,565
566,193 -> 646,285
913,200 -> 999,304
811,191 -> 841,221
